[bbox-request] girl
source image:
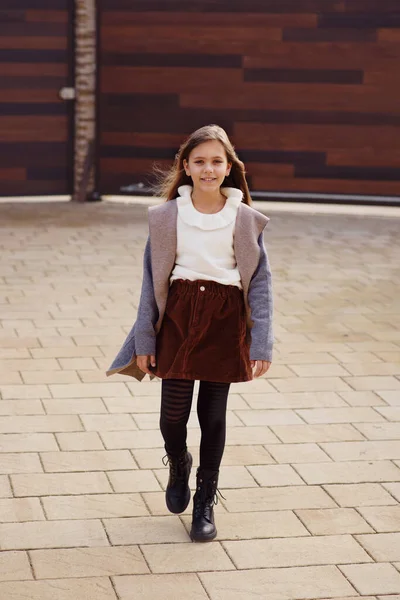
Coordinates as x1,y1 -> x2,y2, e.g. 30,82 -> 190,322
107,124 -> 273,542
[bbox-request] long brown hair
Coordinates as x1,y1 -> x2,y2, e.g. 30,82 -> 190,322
153,124 -> 252,205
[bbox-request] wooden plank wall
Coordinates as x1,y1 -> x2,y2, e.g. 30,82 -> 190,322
0,0 -> 73,196
98,0 -> 400,198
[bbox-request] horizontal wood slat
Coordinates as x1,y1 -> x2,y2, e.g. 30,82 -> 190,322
0,0 -> 72,196
98,0 -> 400,197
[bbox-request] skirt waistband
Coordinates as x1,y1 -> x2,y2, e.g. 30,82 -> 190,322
170,278 -> 243,298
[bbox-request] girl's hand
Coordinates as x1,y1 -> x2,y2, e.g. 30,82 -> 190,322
250,360 -> 271,378
136,355 -> 156,375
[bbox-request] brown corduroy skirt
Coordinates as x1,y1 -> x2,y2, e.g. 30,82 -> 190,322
153,279 -> 253,383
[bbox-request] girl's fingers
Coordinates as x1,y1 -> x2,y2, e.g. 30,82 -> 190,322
253,360 -> 272,378
150,355 -> 156,367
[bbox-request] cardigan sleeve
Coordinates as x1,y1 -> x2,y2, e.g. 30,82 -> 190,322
247,230 -> 274,362
134,236 -> 159,356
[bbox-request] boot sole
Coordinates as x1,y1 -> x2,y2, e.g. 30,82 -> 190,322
190,529 -> 217,543
165,453 -> 193,514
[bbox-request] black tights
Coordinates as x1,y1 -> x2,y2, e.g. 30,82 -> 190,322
160,378 -> 230,471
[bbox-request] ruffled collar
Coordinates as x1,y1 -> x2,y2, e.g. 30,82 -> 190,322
176,185 -> 243,230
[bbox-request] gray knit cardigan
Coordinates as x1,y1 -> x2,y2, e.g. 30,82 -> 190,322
107,199 -> 273,381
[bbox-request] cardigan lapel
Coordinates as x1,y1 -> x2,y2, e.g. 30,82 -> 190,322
148,200 -> 177,332
234,203 -> 268,299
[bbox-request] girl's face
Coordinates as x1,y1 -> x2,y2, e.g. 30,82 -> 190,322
183,140 -> 231,194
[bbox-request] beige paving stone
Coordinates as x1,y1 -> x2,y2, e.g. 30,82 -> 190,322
11,472 -> 112,496
182,510 -> 309,540
271,424 -> 364,443
0,498 -> 45,522
225,426 -> 281,445
0,519 -> 109,550
357,532 -> 400,561
141,542 -> 234,573
266,443 -> 331,463
345,363 -> 400,376
21,371 -> 81,385
355,422 -> 400,440
297,407 -> 384,424
375,407 -> 400,421
30,547 -> 149,579
80,414 -> 137,431
338,390 -> 386,406
230,379 -> 277,394
248,464 -> 305,486
104,516 -> 189,545
41,450 -> 136,472
56,432 -> 105,451
0,551 -> 32,582
31,346 -> 104,358
331,351 -> 383,363
0,453 -> 42,474
344,376 -> 400,391
101,429 -> 166,449
49,383 -> 130,398
199,565 -> 356,600
296,508 -> 374,534
288,364 -> 351,377
325,483 -> 398,507
275,352 -> 339,364
242,391 -> 347,409
103,396 -> 159,413
358,505 -> 400,532
0,415 -> 82,434
377,391 -> 400,405
58,358 -> 97,370
1,360 -> 59,374
0,385 -> 51,399
126,382 -> 162,397
0,400 -> 45,415
294,460 -> 400,484
42,398 -> 108,414
270,377 -> 352,393
219,485 -> 335,512
42,493 -> 149,519
383,482 -> 400,501
113,574 -> 208,600
0,373 -> 22,384
0,433 -> 58,453
321,440 -> 400,461
220,444 -> 275,466
0,577 -> 117,600
340,563 -> 400,595
233,409 -> 303,426
223,534 -> 371,569
108,469 -> 161,493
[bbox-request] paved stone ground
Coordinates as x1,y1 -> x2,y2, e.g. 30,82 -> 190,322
0,201 -> 400,600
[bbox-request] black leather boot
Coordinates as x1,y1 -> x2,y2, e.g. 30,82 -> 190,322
190,468 -> 221,542
163,448 -> 193,514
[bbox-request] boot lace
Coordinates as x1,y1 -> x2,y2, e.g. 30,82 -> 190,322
193,479 -> 226,519
162,453 -> 187,485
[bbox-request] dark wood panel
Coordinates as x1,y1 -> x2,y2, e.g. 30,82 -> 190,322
244,68 -> 363,84
98,0 -> 400,197
0,0 -> 73,196
283,28 -> 377,42
26,10 -> 68,23
0,37 -> 67,50
180,85 -> 400,113
101,0 -> 344,12
104,11 -> 318,27
0,168 -> 26,180
0,63 -> 68,76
